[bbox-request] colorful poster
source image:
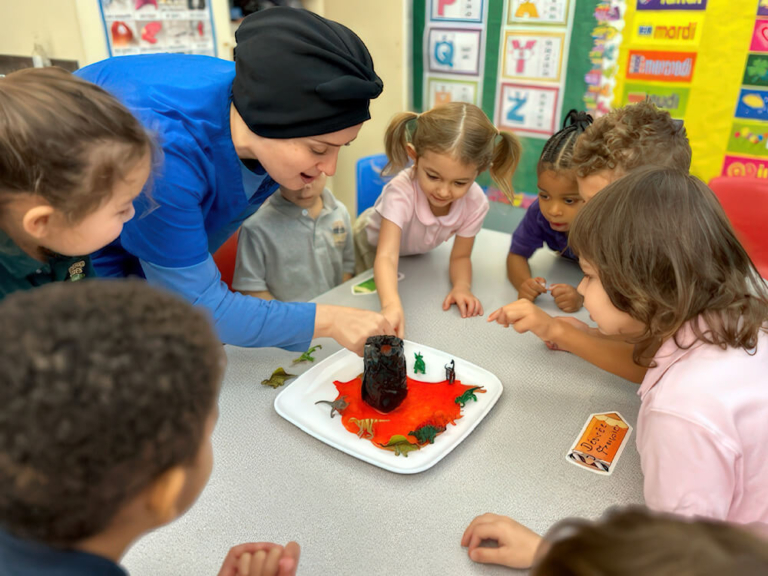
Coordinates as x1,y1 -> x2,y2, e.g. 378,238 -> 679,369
727,120 -> 768,158
428,28 -> 483,75
99,0 -> 215,56
623,83 -> 690,117
497,82 -> 559,136
583,1 -> 625,118
722,154 -> 768,179
631,12 -> 705,46
626,50 -> 696,82
636,0 -> 707,10
742,54 -> 768,87
508,0 -> 570,25
427,77 -> 480,107
502,31 -> 565,82
759,1 -> 768,17
735,88 -> 768,120
430,0 -> 485,23
750,19 -> 768,53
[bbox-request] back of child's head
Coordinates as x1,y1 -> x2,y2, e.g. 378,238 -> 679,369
571,101 -> 691,178
534,507 -> 768,576
0,280 -> 222,546
383,102 -> 522,202
569,166 -> 768,364
538,110 -> 593,174
0,67 -> 153,221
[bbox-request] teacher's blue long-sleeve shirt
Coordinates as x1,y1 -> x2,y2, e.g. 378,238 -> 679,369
76,54 -> 315,351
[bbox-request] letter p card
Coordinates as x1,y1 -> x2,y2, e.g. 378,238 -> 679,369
566,412 -> 632,476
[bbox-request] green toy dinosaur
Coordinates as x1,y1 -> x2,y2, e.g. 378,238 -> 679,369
408,424 -> 445,445
413,352 -> 426,375
261,367 -> 297,389
379,435 -> 420,457
454,386 -> 484,407
293,344 -> 322,364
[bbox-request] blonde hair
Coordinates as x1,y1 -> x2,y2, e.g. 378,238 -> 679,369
383,102 -> 522,202
0,67 -> 154,223
569,166 -> 768,366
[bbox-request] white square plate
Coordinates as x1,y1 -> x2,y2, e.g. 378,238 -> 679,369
274,340 -> 503,474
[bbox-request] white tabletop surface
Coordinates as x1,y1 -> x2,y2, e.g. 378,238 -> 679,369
123,229 -> 644,576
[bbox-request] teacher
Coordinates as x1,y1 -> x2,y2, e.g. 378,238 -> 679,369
76,8 -> 394,354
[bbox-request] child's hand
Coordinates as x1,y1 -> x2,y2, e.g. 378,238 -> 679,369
443,286 -> 484,318
217,542 -> 300,576
518,277 -> 547,302
549,283 -> 583,312
461,513 -> 543,569
381,303 -> 405,338
487,299 -> 557,342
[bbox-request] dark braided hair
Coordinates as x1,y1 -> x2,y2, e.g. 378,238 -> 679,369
538,109 -> 593,174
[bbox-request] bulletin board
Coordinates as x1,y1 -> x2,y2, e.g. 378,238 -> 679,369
412,0 -> 600,201
98,0 -> 217,58
613,0 -> 758,186
413,0 -> 767,202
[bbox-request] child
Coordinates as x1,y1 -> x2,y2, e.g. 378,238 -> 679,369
507,110 -> 592,312
462,506 -> 768,572
0,281 -> 300,576
510,101 -> 694,383
489,167 -> 768,523
572,100 -> 691,202
0,67 -> 152,301
232,173 -> 354,302
353,102 -> 522,336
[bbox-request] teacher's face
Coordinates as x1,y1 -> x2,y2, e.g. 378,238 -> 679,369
232,108 -> 362,190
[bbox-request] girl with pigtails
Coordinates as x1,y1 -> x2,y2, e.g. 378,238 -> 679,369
353,102 -> 522,337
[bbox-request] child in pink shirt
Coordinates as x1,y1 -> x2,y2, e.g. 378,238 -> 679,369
488,166 -> 768,524
353,102 -> 522,337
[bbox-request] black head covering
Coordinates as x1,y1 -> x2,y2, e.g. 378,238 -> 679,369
232,8 -> 383,139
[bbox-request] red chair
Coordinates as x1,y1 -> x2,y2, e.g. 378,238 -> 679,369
212,229 -> 240,290
708,176 -> 768,279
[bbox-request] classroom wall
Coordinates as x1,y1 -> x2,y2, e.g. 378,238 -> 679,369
0,0 -> 86,63
318,0 -> 409,216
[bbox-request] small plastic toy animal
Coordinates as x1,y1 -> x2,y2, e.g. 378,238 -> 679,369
293,344 -> 322,364
261,367 -> 297,389
379,435 -> 420,457
414,352 -> 426,374
349,417 -> 389,439
445,359 -> 456,384
454,386 -> 484,407
314,396 -> 349,418
408,424 -> 445,445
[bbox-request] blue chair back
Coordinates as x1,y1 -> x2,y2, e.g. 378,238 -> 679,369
356,153 -> 391,215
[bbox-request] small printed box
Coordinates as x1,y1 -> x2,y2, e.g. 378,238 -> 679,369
567,412 -> 632,475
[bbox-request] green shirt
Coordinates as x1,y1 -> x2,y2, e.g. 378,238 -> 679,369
0,231 -> 96,301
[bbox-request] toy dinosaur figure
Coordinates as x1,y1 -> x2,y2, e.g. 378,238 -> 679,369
445,359 -> 456,384
314,396 -> 349,418
349,417 -> 389,439
408,424 -> 445,445
454,386 -> 485,407
413,352 -> 426,374
293,344 -> 322,364
261,367 -> 297,389
379,435 -> 420,457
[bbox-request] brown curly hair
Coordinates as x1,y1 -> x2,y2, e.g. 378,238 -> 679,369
571,101 -> 691,178
0,280 -> 222,545
0,67 -> 154,222
535,507 -> 768,576
568,166 -> 768,366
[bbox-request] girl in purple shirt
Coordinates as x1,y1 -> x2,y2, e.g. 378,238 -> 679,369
507,110 -> 593,313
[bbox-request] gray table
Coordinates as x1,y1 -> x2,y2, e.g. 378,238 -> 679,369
124,229 -> 644,576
